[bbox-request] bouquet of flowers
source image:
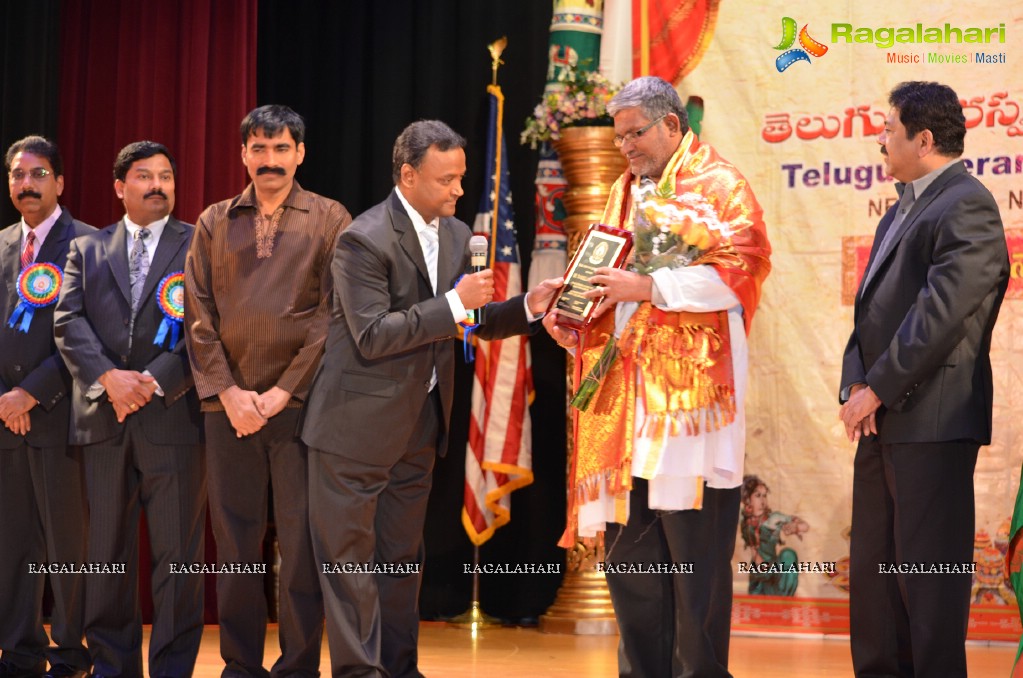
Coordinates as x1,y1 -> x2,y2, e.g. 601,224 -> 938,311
521,64 -> 622,150
570,182 -> 729,412
629,182 -> 727,274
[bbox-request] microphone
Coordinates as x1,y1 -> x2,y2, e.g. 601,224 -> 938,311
469,235 -> 488,325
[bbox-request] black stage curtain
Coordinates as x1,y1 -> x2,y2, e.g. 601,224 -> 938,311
256,0 -> 569,622
0,1 -> 62,229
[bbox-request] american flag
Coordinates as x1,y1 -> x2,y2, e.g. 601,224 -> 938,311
462,84 -> 534,546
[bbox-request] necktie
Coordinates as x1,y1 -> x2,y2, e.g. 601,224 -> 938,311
422,225 -> 439,293
863,182 -> 915,288
130,228 -> 152,314
21,231 -> 36,270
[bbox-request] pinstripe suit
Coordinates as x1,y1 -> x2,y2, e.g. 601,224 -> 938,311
0,208 -> 91,674
54,217 -> 204,678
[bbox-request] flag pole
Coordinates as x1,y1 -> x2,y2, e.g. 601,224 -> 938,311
449,37 -> 509,633
448,544 -> 499,631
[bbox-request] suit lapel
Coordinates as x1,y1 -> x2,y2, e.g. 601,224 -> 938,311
103,221 -> 132,305
34,211 -> 72,265
137,217 -> 186,309
1,225 -> 21,298
858,164 -> 965,302
389,191 -> 433,293
437,217 -> 460,294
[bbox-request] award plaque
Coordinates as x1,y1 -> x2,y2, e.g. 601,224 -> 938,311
547,223 -> 633,331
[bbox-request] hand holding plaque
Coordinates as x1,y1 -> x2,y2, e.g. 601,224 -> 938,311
546,223 -> 633,331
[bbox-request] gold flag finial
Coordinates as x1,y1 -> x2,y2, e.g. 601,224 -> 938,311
488,36 -> 507,86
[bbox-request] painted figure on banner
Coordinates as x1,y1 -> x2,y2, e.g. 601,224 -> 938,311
184,104 -> 352,678
544,75 -> 771,678
971,526 -> 1013,605
739,474 -> 809,596
54,140 -> 205,678
839,81 -> 1010,678
824,527 -> 852,594
1,136 -> 93,678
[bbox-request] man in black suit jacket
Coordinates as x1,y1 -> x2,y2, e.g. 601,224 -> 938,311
0,137 -> 92,678
54,142 -> 205,678
301,121 -> 559,678
839,81 -> 1009,677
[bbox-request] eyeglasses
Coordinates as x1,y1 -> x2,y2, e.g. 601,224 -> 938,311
8,168 -> 53,182
613,115 -> 667,148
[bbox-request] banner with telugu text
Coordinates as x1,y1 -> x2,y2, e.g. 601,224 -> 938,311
675,0 -> 1023,639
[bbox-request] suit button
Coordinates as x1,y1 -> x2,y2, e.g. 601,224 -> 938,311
13,364 -> 22,372
123,319 -> 129,326
424,381 -> 430,389
121,355 -> 128,363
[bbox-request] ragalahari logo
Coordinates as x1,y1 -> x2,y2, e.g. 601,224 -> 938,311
773,17 -> 828,72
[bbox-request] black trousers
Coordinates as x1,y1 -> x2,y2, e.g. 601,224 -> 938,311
603,479 -> 740,678
309,389 -> 442,678
0,443 -> 89,673
850,438 -> 978,678
83,417 -> 205,678
205,408 -> 323,678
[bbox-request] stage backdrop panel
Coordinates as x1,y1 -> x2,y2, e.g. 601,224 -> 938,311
679,0 -> 1023,638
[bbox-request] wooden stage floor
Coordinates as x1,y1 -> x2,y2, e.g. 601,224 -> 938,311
164,622 -> 1015,676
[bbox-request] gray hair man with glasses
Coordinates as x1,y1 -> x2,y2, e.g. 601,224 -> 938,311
544,76 -> 772,678
1,136 -> 93,678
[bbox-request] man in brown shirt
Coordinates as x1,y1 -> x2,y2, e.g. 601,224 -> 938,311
184,105 -> 352,678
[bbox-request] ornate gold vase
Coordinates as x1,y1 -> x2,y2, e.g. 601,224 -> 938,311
539,124 -> 624,636
551,125 -> 627,256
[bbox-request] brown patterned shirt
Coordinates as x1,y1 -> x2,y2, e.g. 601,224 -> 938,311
185,182 -> 352,410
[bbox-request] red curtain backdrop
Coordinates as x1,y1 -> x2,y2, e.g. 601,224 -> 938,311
57,0 -> 258,624
57,0 -> 256,228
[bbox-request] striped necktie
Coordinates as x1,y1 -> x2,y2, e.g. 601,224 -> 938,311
21,231 -> 36,270
422,225 -> 439,293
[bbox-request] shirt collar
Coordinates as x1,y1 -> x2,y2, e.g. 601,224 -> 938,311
907,158 -> 960,202
394,186 -> 439,235
124,214 -> 170,241
236,181 -> 308,212
21,204 -> 62,247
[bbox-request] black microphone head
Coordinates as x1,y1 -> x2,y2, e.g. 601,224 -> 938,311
469,235 -> 488,255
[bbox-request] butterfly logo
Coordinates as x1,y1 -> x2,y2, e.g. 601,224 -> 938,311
773,17 -> 828,72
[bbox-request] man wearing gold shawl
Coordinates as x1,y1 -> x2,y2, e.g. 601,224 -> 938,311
544,76 -> 770,677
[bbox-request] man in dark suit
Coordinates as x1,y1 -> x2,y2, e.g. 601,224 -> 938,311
54,141 -> 205,678
839,81 -> 1009,678
0,137 -> 92,678
301,120 -> 559,678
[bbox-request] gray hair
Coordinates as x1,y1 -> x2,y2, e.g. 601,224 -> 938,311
392,120 -> 467,183
607,76 -> 689,133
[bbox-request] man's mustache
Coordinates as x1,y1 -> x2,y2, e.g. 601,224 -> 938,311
257,166 -> 287,176
145,189 -> 168,200
17,190 -> 42,201
880,147 -> 888,156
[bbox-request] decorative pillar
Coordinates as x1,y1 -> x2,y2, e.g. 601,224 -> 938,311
540,118 -> 625,638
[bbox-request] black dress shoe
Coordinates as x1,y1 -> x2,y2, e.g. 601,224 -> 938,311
42,667 -> 88,678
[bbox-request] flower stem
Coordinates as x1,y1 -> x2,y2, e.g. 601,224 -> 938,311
570,339 -> 619,412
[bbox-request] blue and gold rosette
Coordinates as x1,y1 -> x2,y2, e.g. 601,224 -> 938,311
7,262 -> 62,333
154,271 -> 184,347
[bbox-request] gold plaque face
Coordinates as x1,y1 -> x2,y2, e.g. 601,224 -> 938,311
548,223 -> 633,331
